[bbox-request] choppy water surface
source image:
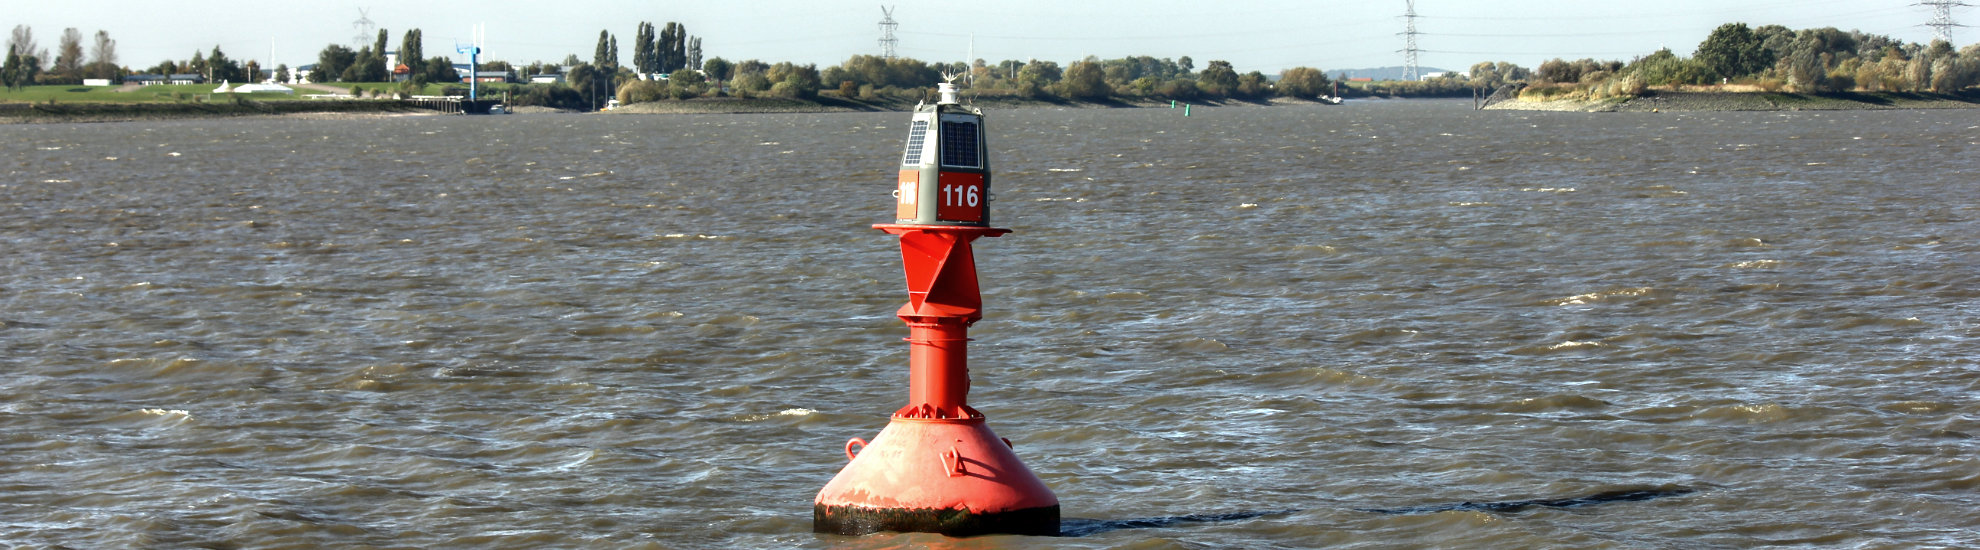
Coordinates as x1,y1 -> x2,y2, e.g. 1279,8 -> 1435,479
3,101 -> 1977,548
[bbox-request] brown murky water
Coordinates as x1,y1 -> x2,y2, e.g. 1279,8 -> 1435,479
3,101 -> 1977,548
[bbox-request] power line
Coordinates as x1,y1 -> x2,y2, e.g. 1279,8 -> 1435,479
879,5 -> 900,60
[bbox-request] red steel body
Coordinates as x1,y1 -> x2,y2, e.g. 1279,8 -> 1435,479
812,224 -> 1060,537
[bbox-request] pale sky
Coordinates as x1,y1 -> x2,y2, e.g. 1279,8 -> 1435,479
4,0 -> 1965,74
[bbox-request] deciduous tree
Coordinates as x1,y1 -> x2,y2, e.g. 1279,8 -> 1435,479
1235,70 -> 1270,99
7,25 -> 44,72
655,22 -> 691,73
1057,59 -> 1111,99
594,30 -> 616,73
423,56 -> 458,83
568,63 -> 609,109
1196,59 -> 1238,96
399,29 -> 424,75
1277,66 -> 1331,99
766,61 -> 819,98
1695,23 -> 1772,80
701,57 -> 732,86
206,45 -> 241,83
83,30 -> 118,80
314,44 -> 356,82
54,28 -> 83,82
634,22 -> 655,74
2,46 -> 21,90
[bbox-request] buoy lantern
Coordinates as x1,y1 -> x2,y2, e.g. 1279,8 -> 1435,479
814,81 -> 1060,537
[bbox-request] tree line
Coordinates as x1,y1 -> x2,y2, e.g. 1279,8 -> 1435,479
4,25 -> 120,89
1518,23 -> 1980,99
22,18 -> 1968,108
309,28 -> 459,86
12,19 -> 1359,108
798,54 -> 1340,104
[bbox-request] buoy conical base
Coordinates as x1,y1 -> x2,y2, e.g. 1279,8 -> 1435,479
814,417 -> 1058,537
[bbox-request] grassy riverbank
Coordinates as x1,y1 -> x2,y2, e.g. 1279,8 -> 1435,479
1486,89 -> 1980,112
0,99 -> 440,123
3,88 -> 1326,122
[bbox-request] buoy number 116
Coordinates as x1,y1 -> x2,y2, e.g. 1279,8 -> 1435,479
941,183 -> 981,208
934,172 -> 985,223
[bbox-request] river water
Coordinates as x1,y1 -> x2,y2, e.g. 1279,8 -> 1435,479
3,101 -> 1977,548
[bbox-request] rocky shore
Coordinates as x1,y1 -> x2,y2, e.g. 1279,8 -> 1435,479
1485,90 -> 1980,112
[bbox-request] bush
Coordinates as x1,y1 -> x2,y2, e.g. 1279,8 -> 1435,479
1015,79 -> 1046,99
1154,78 -> 1202,101
769,81 -> 801,98
509,83 -> 586,110
1277,68 -> 1327,99
667,83 -> 704,100
1519,83 -> 1576,99
617,80 -> 667,104
732,73 -> 770,94
1825,70 -> 1856,92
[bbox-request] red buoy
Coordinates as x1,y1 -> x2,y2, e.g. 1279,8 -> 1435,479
814,81 -> 1059,537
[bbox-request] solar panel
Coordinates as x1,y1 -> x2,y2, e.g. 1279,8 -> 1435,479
940,120 -> 979,168
902,120 -> 929,165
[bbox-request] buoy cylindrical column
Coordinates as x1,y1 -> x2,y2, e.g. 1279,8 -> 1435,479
905,318 -> 971,418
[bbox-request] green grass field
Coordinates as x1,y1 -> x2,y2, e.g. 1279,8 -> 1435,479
0,82 -> 521,104
337,82 -> 526,96
0,84 -> 325,104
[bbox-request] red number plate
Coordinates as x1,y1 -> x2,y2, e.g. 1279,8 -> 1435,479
935,172 -> 984,223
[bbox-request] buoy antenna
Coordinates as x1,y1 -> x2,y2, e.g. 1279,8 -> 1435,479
937,73 -> 960,105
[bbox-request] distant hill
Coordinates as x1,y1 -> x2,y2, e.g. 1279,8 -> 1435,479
1329,66 -> 1453,81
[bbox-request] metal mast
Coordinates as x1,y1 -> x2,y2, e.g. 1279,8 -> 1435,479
879,6 -> 900,60
1920,0 -> 1971,43
1400,0 -> 1421,81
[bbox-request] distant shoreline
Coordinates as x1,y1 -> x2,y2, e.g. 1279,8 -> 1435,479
0,95 -> 1345,123
15,90 -> 1971,123
0,100 -> 442,124
599,94 -> 1336,115
1484,90 -> 1980,112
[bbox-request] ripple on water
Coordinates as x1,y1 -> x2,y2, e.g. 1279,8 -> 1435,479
3,105 -> 1978,548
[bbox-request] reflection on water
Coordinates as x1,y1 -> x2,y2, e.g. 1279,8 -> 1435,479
2,102 -> 1977,547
